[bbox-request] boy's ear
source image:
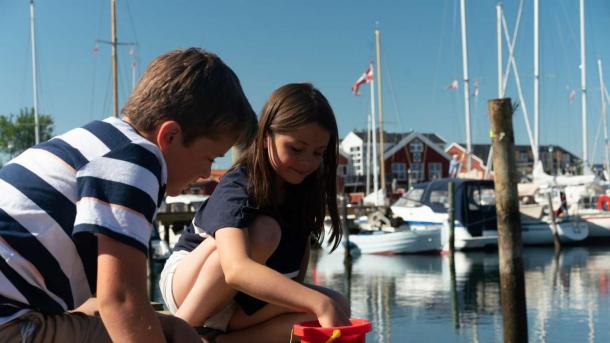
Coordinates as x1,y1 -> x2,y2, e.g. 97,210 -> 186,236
156,121 -> 182,152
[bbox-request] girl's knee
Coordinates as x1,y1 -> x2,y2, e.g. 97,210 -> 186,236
248,215 -> 281,262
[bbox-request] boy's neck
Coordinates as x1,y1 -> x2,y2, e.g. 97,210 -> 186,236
122,116 -> 156,144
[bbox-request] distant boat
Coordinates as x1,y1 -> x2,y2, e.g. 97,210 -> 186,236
390,178 -> 589,251
324,223 -> 441,255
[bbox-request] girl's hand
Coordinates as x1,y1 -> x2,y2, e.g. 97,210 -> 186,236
316,297 -> 351,328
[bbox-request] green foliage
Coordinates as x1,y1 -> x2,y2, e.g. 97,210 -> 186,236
0,108 -> 54,158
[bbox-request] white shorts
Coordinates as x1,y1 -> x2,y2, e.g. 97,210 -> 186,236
159,250 -> 237,331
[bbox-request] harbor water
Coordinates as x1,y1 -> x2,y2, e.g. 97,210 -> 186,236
150,245 -> 610,342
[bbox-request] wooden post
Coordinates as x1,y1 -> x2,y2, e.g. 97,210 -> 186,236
342,194 -> 352,265
546,192 -> 562,255
488,98 -> 528,343
448,182 -> 456,255
447,181 -> 459,328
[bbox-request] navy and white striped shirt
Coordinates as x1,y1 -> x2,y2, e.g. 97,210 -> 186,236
0,117 -> 167,325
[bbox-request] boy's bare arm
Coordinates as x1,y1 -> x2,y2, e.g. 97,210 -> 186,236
96,235 -> 199,343
216,228 -> 350,327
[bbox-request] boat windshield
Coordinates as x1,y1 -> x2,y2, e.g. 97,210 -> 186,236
467,185 -> 496,209
429,189 -> 449,209
394,188 -> 425,207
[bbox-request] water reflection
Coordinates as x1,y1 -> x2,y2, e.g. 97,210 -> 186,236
308,246 -> 610,343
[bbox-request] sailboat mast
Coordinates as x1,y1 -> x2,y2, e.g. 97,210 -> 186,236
366,113 -> 372,196
534,0 -> 540,167
111,0 -> 119,118
375,30 -> 386,198
597,59 -> 609,173
580,0 -> 588,169
459,0 -> 472,171
497,4 -> 503,98
370,69 -> 379,206
29,0 -> 40,145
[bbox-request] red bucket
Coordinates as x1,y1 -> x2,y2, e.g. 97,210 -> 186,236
293,318 -> 372,343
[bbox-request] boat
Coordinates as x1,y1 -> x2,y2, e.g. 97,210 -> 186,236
325,222 -> 442,255
529,162 -> 610,238
390,178 -> 589,251
163,193 -> 209,212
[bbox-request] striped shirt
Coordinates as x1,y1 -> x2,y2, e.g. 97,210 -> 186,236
0,117 -> 167,325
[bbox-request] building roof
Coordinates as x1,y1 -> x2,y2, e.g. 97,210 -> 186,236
384,131 -> 452,160
351,130 -> 446,150
450,143 -> 582,164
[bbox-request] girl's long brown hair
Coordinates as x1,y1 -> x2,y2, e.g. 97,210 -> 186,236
235,83 -> 342,250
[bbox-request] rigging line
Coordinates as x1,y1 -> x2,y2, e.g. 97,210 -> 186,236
553,12 -> 572,93
501,13 -> 536,155
451,0 -> 459,80
19,22 -> 30,110
125,0 -> 140,79
95,0 -> 105,49
119,50 -> 131,106
88,50 -> 99,122
92,0 -> 105,119
125,0 -> 140,43
501,0 -> 524,96
102,66 -> 112,118
558,0 -> 579,50
591,107 -> 603,163
430,0 -> 452,107
380,43 -> 403,132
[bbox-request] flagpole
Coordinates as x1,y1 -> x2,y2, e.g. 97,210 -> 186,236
375,30 -> 386,199
370,67 -> 379,206
459,0 -> 472,171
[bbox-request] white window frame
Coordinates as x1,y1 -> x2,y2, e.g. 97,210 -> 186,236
391,163 -> 407,181
409,142 -> 423,153
411,163 -> 423,182
429,162 -> 442,179
412,152 -> 422,163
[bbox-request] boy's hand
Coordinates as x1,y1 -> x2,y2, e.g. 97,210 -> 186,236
158,314 -> 201,343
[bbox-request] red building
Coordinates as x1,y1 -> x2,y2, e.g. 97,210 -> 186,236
383,132 -> 452,189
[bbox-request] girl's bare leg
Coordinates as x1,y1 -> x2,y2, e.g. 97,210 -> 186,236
172,216 -> 282,326
219,312 -> 315,343
219,284 -> 350,342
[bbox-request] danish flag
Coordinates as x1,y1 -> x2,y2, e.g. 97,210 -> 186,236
352,64 -> 373,96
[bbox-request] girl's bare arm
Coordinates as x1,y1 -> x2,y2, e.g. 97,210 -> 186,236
215,227 -> 350,327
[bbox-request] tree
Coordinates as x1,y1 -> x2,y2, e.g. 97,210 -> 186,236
0,108 -> 54,159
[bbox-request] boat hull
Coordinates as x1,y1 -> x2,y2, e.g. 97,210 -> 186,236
577,210 -> 610,238
327,228 -> 442,255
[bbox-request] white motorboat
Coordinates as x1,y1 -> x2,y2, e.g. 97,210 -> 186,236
325,224 -> 442,255
391,178 -> 589,251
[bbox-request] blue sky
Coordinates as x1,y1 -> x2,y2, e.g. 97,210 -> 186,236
2,0 -> 610,168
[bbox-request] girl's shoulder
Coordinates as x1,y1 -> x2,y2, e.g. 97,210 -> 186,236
206,166 -> 253,209
218,166 -> 249,187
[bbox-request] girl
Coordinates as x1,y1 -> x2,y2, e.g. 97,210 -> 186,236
159,83 -> 351,342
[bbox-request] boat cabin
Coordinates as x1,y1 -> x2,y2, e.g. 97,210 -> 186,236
395,178 -> 497,236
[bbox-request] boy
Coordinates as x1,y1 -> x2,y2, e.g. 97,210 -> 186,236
0,48 -> 256,342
